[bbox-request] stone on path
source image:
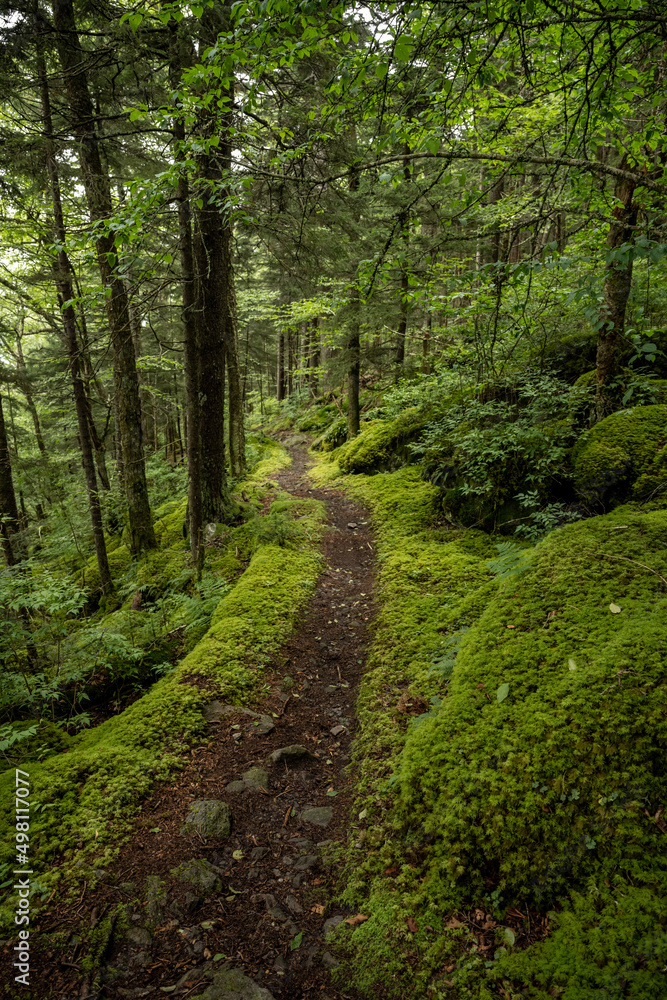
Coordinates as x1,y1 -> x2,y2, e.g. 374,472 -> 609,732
181,800 -> 231,839
191,967 -> 276,1000
299,806 -> 333,827
202,701 -> 274,735
268,745 -> 316,765
172,859 -> 222,895
241,767 -> 270,793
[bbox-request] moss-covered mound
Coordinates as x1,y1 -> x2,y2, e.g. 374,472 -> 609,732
335,408 -> 425,474
573,404 -> 667,506
312,452 -> 667,999
0,445 -> 325,933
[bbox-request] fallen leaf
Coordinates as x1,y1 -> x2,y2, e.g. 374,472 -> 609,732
290,931 -> 303,950
407,916 -> 418,933
345,913 -> 369,926
232,850 -> 244,861
609,603 -> 622,614
496,682 -> 510,703
311,904 -> 325,915
568,658 -> 577,671
213,953 -> 225,962
446,917 -> 465,929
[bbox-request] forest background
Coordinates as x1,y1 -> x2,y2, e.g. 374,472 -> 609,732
0,0 -> 666,997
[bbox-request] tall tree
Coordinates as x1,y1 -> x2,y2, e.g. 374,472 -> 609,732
35,9 -> 113,594
51,0 -> 156,554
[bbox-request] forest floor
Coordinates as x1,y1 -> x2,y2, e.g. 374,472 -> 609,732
18,439 -> 377,1000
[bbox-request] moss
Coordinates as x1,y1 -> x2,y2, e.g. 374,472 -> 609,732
335,408 -> 425,473
573,404 -> 667,505
0,441 -> 325,935
315,449 -> 667,999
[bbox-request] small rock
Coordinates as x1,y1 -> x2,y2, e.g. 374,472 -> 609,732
292,854 -> 318,872
181,800 -> 231,840
126,926 -> 152,949
241,767 -> 270,793
225,780 -> 247,794
347,522 -> 358,529
251,846 -> 268,861
323,914 -> 345,940
232,732 -> 243,742
322,951 -> 340,969
291,873 -> 305,888
268,745 -> 316,766
256,893 -> 289,922
172,859 -> 222,895
300,806 -> 333,828
273,954 -> 288,972
197,967 -> 276,999
330,725 -> 346,736
184,892 -> 203,913
286,895 -> 303,914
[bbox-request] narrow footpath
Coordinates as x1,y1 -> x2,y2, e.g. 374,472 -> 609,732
24,441 -> 376,1000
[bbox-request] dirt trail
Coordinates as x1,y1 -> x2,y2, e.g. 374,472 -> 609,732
21,442 -> 376,1000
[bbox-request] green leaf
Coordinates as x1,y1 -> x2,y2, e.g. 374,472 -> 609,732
290,931 -> 303,950
192,4 -> 204,17
213,953 -> 225,961
232,849 -> 244,860
503,927 -> 516,946
375,62 -> 388,79
609,603 -> 621,614
496,683 -> 510,703
129,109 -> 142,122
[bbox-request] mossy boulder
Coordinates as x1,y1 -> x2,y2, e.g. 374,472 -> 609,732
573,404 -> 667,506
336,408 -> 425,474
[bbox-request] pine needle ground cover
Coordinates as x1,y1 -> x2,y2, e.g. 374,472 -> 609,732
313,427 -> 667,999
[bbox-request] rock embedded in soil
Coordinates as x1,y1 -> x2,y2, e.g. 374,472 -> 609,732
268,744 -> 316,765
323,914 -> 345,940
299,805 -> 333,827
172,858 -> 223,895
202,701 -> 275,734
190,966 -> 275,1000
240,767 -> 270,793
181,799 -> 231,839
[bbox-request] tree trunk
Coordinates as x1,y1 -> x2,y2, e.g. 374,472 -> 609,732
194,170 -> 234,524
0,394 -> 24,566
346,296 -> 361,438
395,146 -> 411,367
36,15 -> 113,594
595,158 -> 639,421
277,333 -> 286,401
52,0 -> 155,555
169,20 -> 202,564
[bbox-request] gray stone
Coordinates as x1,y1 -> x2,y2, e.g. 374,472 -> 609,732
323,915 -> 345,941
292,854 -> 318,872
225,780 -> 247,794
203,702 -> 274,735
250,846 -> 268,861
172,859 -> 222,895
256,893 -> 289,922
291,873 -> 305,888
286,895 -> 303,914
241,767 -> 270,793
268,745 -> 316,766
184,892 -> 203,912
322,951 -> 340,969
330,725 -> 346,736
181,800 -> 231,839
194,966 -> 278,998
299,806 -> 333,828
126,926 -> 152,949
273,954 -> 288,972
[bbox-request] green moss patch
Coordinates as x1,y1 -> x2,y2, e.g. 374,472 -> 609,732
314,450 -> 667,998
0,444 -> 326,933
573,404 -> 667,506
335,408 -> 426,473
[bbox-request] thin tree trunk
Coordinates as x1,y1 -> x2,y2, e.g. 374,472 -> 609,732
52,0 -> 155,555
396,145 -> 411,367
0,393 -> 23,566
169,19 -> 202,564
36,15 -> 112,594
595,158 -> 639,421
277,334 -> 286,401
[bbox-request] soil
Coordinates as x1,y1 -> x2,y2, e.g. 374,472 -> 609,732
10,441 -> 376,1000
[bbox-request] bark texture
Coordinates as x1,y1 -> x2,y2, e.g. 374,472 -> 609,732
52,0 -> 155,554
36,17 -> 112,593
595,158 -> 639,421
